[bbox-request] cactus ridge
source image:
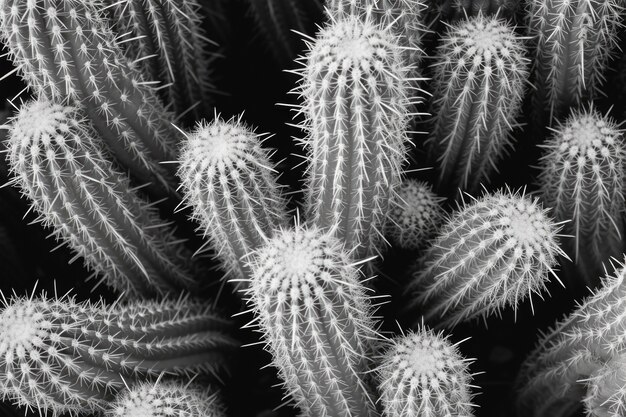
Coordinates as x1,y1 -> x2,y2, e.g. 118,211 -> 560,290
247,224 -> 380,417
406,189 -> 565,328
6,99 -> 198,297
177,115 -> 288,290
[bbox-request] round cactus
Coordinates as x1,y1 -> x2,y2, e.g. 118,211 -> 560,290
406,189 -> 565,328
376,325 -> 476,417
427,14 -> 529,195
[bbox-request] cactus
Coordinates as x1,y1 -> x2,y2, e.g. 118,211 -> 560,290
6,98 -> 198,297
376,325 -> 476,417
0,294 -> 237,416
297,14 -> 412,259
583,354 -> 626,417
526,0 -> 624,124
103,0 -> 216,122
247,224 -> 379,417
427,14 -> 529,195
0,0 -> 182,197
537,108 -> 625,287
385,179 -> 445,250
439,0 -> 520,17
405,189 -> 565,328
177,116 -> 288,290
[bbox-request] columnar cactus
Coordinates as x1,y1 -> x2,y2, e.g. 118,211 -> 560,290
0,294 -> 237,416
428,14 -> 529,194
406,190 -> 565,328
177,116 -> 288,290
537,108 -> 625,286
7,99 -> 198,297
0,0 -> 182,196
527,0 -> 624,124
247,224 -> 379,417
376,326 -> 476,417
298,15 -> 412,258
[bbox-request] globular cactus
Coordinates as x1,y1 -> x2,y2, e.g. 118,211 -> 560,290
247,224 -> 379,417
406,189 -> 565,328
537,108 -> 625,287
427,14 -> 529,195
0,0 -> 182,197
386,179 -> 445,250
526,0 -> 624,124
0,294 -> 237,416
376,325 -> 476,417
177,116 -> 288,290
103,0 -> 216,122
297,15 -> 412,259
6,98 -> 198,297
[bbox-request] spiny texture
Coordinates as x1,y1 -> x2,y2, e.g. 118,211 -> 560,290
537,108 -> 625,286
298,15 -> 411,259
436,0 -> 520,17
428,15 -> 529,195
516,259 -> 626,417
177,117 -> 288,290
0,0 -> 181,196
0,294 -> 237,417
6,99 -> 197,297
376,326 -> 475,417
103,0 -> 215,121
247,224 -> 379,417
406,190 -> 565,328
106,380 -> 226,417
527,0 -> 623,124
386,179 -> 445,250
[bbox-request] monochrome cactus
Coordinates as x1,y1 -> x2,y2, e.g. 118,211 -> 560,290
537,108 -> 625,286
0,294 -> 237,416
406,190 -> 565,328
297,15 -> 412,258
247,224 -> 379,417
6,99 -> 198,297
583,354 -> 626,417
376,325 -> 476,417
0,0 -> 181,196
177,116 -> 288,290
442,0 -> 519,17
526,0 -> 624,124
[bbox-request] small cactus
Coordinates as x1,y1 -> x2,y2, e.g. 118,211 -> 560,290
406,189 -> 565,328
427,14 -> 529,195
247,224 -> 379,417
0,294 -> 237,416
177,116 -> 288,290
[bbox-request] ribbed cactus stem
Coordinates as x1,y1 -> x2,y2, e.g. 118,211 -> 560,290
537,108 -> 625,286
247,224 -> 379,417
584,354 -> 626,417
527,0 -> 624,123
0,0 -> 181,196
376,326 -> 476,417
0,295 -> 237,416
406,190 -> 565,328
177,116 -> 288,290
298,15 -> 411,258
7,99 -> 197,297
428,14 -> 529,194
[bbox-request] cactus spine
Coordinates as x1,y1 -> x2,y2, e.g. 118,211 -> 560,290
442,0 -> 520,17
177,116 -> 288,290
428,14 -> 529,195
247,224 -> 379,417
0,294 -> 237,416
6,99 -> 197,297
298,15 -> 411,258
526,0 -> 624,124
406,190 -> 565,328
0,0 -> 182,196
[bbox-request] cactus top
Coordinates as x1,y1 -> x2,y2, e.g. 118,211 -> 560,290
9,100 -> 70,147
584,353 -> 626,417
548,110 -> 622,154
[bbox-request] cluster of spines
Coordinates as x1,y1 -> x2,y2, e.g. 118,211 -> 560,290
434,0 -> 520,18
428,14 -> 529,195
177,116 -> 288,290
0,294 -> 237,417
6,99 -> 199,297
406,190 -> 565,328
247,224 -> 379,417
